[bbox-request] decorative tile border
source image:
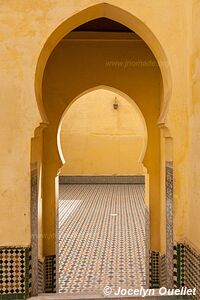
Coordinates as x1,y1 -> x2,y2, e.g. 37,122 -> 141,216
28,249 -> 32,297
59,176 -> 145,184
44,256 -> 56,293
165,161 -> 174,288
149,251 -> 160,288
0,247 -> 30,299
31,164 -> 38,296
148,242 -> 200,297
160,254 -> 167,287
176,243 -> 185,288
0,294 -> 25,299
145,206 -> 150,288
38,259 -> 44,294
173,245 -> 178,288
175,243 -> 200,300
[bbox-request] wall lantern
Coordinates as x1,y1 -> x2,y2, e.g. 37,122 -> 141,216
113,97 -> 119,110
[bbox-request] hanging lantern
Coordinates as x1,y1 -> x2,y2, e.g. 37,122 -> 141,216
113,97 -> 119,109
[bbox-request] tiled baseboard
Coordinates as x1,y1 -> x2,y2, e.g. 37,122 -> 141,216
175,243 -> 200,300
44,256 -> 56,293
184,243 -> 200,299
149,251 -> 160,288
0,294 -> 26,299
59,175 -> 145,184
0,247 -> 56,298
160,254 -> 167,287
159,243 -> 200,300
0,247 -> 31,299
38,259 -> 44,294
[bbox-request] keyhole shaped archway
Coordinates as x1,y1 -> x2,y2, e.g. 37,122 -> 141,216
31,2 -> 174,296
58,87 -> 148,176
57,86 -> 149,294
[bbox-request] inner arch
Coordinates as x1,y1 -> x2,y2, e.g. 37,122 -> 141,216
58,87 -> 148,176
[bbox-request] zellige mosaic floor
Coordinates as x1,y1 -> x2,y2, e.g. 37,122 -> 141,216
58,184 -> 146,295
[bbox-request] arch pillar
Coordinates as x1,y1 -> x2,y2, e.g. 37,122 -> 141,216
160,125 -> 174,288
31,122 -> 47,295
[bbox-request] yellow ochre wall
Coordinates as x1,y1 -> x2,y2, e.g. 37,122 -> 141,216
60,89 -> 147,176
0,0 -> 197,257
186,0 -> 200,252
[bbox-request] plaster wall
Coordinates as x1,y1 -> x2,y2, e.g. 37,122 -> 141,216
186,0 -> 200,251
60,89 -> 147,176
0,1 -> 192,254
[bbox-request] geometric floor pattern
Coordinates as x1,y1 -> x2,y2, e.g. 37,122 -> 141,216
58,184 -> 146,295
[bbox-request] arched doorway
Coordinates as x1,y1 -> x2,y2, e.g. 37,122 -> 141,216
57,87 -> 148,295
32,3 -> 173,296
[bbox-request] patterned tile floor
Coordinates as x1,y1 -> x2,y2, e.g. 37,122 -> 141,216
58,184 -> 146,295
